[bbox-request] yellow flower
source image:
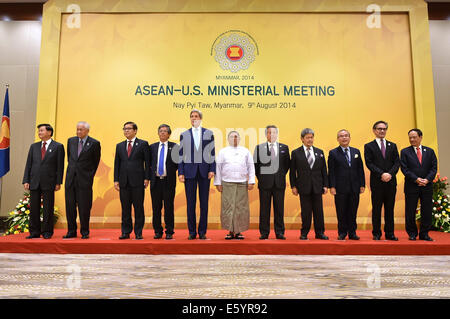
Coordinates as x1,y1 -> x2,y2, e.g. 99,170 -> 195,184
9,211 -> 15,216
13,231 -> 19,234
24,228 -> 29,232
25,210 -> 30,215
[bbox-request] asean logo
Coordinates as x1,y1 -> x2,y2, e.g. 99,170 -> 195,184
212,31 -> 258,73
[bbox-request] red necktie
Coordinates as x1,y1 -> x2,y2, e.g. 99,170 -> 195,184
41,141 -> 46,160
416,147 -> 422,164
127,141 -> 132,158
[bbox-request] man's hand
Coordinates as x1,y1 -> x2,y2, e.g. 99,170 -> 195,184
144,179 -> 149,189
114,182 -> 120,191
216,185 -> 223,192
55,184 -> 61,191
248,184 -> 254,191
208,172 -> 215,180
323,187 -> 328,194
416,178 -> 429,186
360,187 -> 365,194
23,183 -> 30,191
292,187 -> 299,196
330,187 -> 336,195
381,173 -> 392,182
178,175 -> 185,183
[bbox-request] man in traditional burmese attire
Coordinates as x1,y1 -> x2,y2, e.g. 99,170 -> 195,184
214,131 -> 255,239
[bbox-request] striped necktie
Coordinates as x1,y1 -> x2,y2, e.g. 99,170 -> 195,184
306,147 -> 314,169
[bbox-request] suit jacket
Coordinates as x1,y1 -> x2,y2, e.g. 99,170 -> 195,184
253,142 -> 290,190
328,146 -> 365,194
400,145 -> 437,193
149,141 -> 179,189
23,140 -> 65,191
114,138 -> 151,188
65,136 -> 101,189
289,146 -> 328,195
178,127 -> 216,179
364,139 -> 400,189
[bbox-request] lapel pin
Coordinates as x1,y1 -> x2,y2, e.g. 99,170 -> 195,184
49,149 -> 52,152
388,143 -> 391,146
355,154 -> 359,158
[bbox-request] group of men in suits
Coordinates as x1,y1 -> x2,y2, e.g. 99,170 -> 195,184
22,117 -> 438,242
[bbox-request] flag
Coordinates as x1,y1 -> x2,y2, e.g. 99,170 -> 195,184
0,87 -> 10,178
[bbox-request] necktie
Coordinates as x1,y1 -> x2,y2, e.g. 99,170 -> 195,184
380,139 -> 386,158
127,140 -> 133,158
77,139 -> 83,157
416,147 -> 422,164
194,128 -> 200,150
158,143 -> 165,176
270,143 -> 275,162
344,148 -> 351,167
306,147 -> 314,169
41,141 -> 46,160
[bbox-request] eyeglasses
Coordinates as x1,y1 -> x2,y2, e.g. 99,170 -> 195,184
375,128 -> 387,131
123,127 -> 134,131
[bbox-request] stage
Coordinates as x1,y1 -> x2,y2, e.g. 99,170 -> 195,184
1,229 -> 449,255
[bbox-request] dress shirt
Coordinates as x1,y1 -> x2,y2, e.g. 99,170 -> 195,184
214,146 -> 255,185
156,141 -> 168,177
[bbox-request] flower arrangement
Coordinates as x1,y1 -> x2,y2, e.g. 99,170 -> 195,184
431,174 -> 449,233
3,193 -> 60,236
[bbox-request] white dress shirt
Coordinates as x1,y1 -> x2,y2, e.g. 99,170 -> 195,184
41,138 -> 52,150
192,126 -> 202,150
214,146 -> 255,185
126,137 -> 136,147
375,138 -> 386,150
302,144 -> 315,163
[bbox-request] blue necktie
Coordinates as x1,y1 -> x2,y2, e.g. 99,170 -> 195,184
158,143 -> 165,176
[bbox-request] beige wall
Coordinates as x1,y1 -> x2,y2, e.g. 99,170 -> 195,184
430,20 -> 450,180
0,21 -> 41,216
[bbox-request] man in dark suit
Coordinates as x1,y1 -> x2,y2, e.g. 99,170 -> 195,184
328,129 -> 365,240
364,120 -> 400,241
149,124 -> 179,240
114,121 -> 150,240
23,124 -> 65,239
253,125 -> 290,240
289,128 -> 329,240
400,128 -> 437,241
64,121 -> 101,239
178,109 -> 215,240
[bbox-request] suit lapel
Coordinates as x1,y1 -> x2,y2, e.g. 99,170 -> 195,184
71,138 -> 79,161
80,136 -> 93,157
129,138 -> 139,159
42,140 -> 55,162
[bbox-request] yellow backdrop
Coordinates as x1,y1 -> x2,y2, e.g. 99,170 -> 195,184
36,0 -> 437,230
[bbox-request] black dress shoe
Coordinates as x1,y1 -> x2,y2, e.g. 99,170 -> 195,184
235,233 -> 244,240
63,233 -> 77,239
276,234 -> 286,240
373,235 -> 381,241
81,235 -> 89,239
154,234 -> 163,239
188,234 -> 196,240
315,234 -> 329,240
338,234 -> 347,241
135,234 -> 143,240
299,235 -> 308,240
349,234 -> 360,240
386,235 -> 398,241
419,235 -> 434,241
259,235 -> 269,240
43,234 -> 52,239
225,232 -> 234,240
26,235 -> 40,239
199,234 -> 207,240
165,234 -> 173,240
119,234 -> 130,240
409,236 -> 417,241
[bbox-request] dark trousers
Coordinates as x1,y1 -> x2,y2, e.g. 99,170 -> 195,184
29,188 -> 54,237
259,188 -> 285,236
119,186 -> 145,236
299,193 -> 325,236
150,177 -> 175,235
405,189 -> 432,238
335,192 -> 359,237
185,172 -> 210,236
371,183 -> 396,237
65,180 -> 93,236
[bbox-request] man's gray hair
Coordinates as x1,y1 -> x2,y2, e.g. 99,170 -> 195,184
77,121 -> 90,129
190,109 -> 203,119
301,128 -> 314,138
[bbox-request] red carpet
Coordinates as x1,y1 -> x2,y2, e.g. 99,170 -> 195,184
1,229 -> 449,255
